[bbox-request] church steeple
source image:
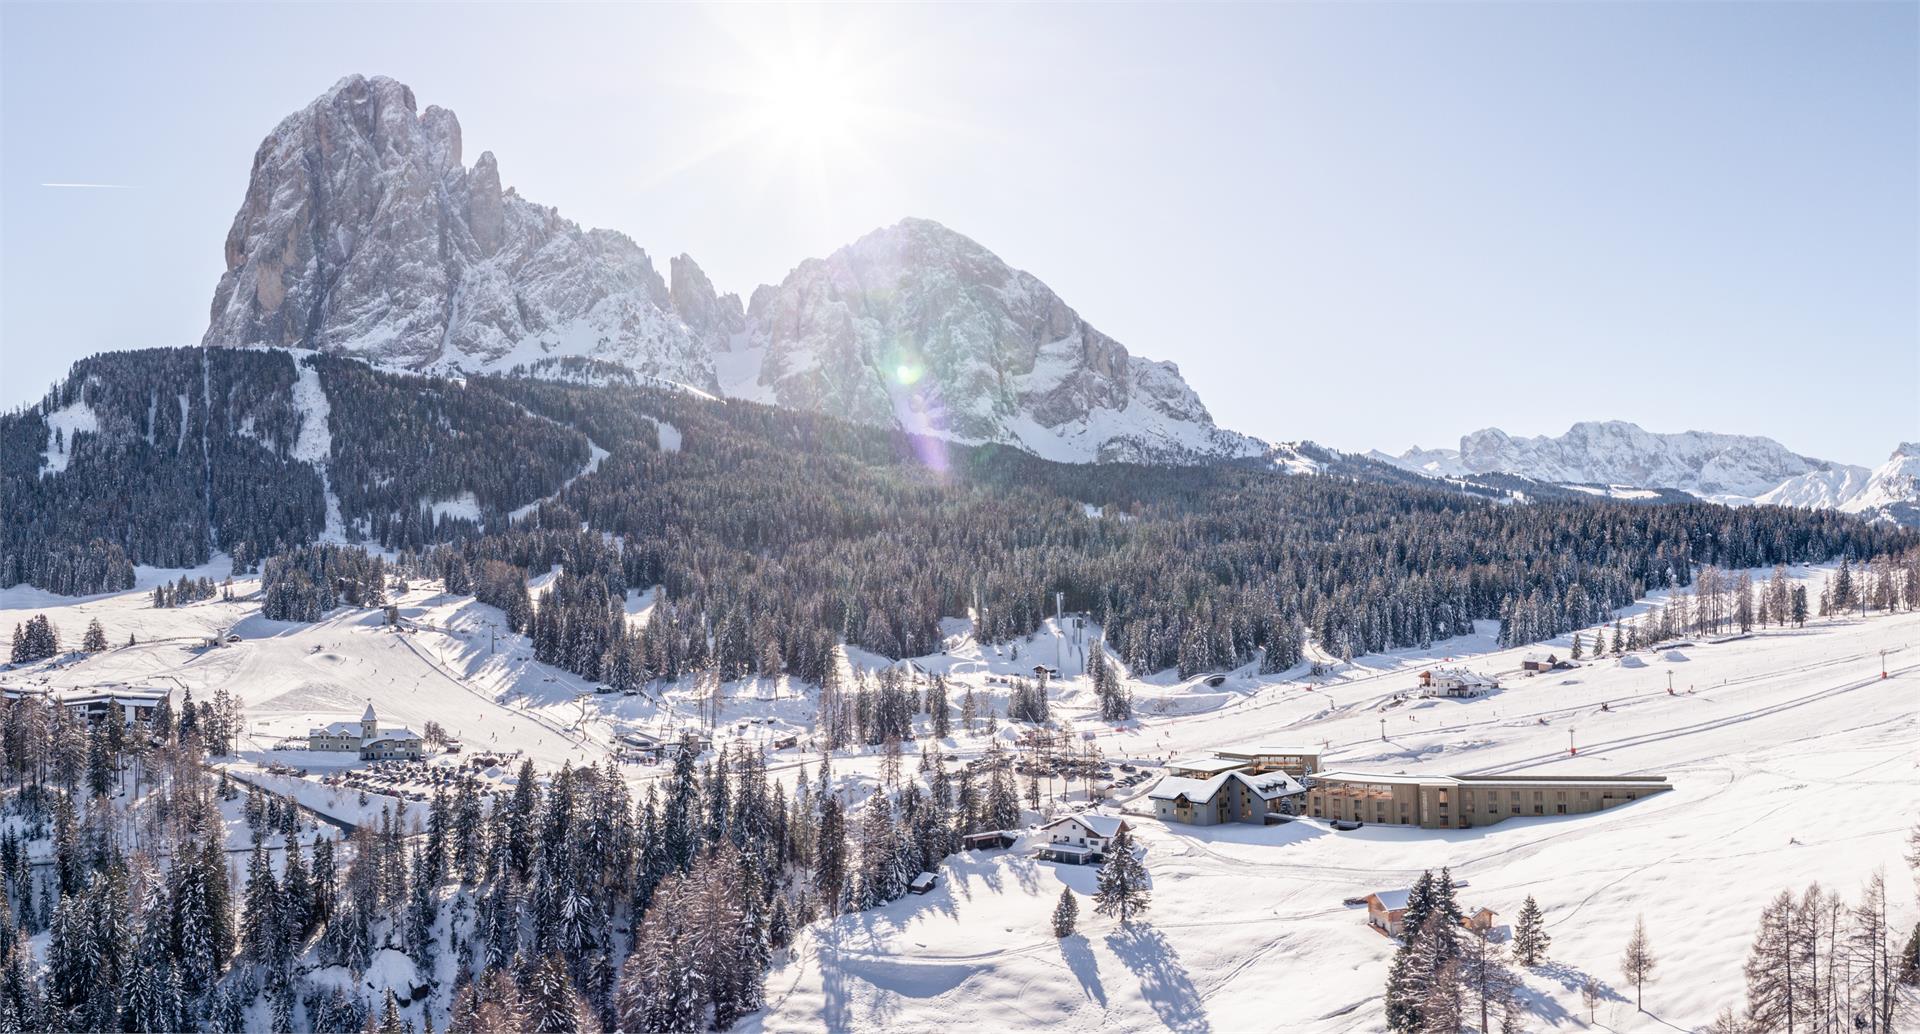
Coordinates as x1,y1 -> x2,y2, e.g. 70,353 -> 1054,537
361,702 -> 378,741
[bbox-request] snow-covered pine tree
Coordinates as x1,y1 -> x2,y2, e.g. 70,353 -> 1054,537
1053,887 -> 1079,937
1092,827 -> 1150,924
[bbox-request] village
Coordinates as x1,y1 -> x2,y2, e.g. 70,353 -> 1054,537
0,559 -> 1913,1031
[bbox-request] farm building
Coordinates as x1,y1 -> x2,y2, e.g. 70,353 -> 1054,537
1417,668 -> 1499,697
1212,744 -> 1324,778
1035,814 -> 1130,863
1520,652 -> 1575,672
1149,768 -> 1306,826
1365,888 -> 1411,937
1307,771 -> 1668,829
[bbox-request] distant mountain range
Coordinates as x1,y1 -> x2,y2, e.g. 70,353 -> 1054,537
204,74 -> 1260,465
1371,424 -> 1919,525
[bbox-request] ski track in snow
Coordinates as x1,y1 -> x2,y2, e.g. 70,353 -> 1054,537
289,357 -> 347,541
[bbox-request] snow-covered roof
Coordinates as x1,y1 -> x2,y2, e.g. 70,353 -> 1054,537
1164,756 -> 1247,776
1425,667 -> 1498,686
1150,769 -> 1303,804
308,720 -> 363,738
1216,744 -> 1322,759
363,728 -> 421,746
1238,770 -> 1305,800
1149,772 -> 1235,803
1043,813 -> 1128,839
1370,888 -> 1412,911
1316,771 -> 1456,787
362,702 -> 379,722
909,872 -> 938,890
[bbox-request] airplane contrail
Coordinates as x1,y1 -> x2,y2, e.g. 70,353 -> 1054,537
40,182 -> 136,189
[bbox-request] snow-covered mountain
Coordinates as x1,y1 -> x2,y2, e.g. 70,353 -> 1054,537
205,75 -> 1256,464
1760,442 -> 1920,525
1374,423 -> 1920,524
722,219 -> 1261,464
204,74 -> 719,389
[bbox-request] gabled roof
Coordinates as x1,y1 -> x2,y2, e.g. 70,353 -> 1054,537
1369,888 -> 1412,911
1150,770 -> 1304,804
1043,813 -> 1128,839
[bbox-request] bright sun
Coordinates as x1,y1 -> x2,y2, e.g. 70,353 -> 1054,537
750,46 -> 876,154
762,52 -> 862,143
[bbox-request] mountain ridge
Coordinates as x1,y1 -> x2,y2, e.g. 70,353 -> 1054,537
204,74 -> 1257,465
1373,421 -> 1918,524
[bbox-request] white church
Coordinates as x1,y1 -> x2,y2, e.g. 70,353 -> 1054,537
308,703 -> 425,761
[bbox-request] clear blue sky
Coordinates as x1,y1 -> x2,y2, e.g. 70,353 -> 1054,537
3,2 -> 1914,465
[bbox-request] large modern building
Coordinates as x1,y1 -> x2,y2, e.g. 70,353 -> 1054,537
1306,771 -> 1668,829
1211,744 -> 1324,779
308,703 -> 425,761
2,686 -> 169,725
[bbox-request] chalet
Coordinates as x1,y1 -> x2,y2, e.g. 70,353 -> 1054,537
908,871 -> 939,895
1520,652 -> 1574,672
1365,888 -> 1411,938
1035,814 -> 1130,864
1462,906 -> 1498,938
1149,768 -> 1306,826
1417,668 -> 1499,697
1307,771 -> 1669,829
1212,744 -> 1323,779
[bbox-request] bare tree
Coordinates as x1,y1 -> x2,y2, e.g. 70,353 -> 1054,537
1622,914 -> 1657,1011
1456,930 -> 1519,1034
1581,976 -> 1599,1023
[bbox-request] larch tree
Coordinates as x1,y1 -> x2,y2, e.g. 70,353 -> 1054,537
1622,914 -> 1657,1011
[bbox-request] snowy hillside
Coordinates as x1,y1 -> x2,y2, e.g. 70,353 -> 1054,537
5,560 -> 1917,1031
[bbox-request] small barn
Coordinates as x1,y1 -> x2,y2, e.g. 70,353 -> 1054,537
1521,652 -> 1574,672
1365,889 -> 1411,938
908,871 -> 939,895
962,830 -> 1015,852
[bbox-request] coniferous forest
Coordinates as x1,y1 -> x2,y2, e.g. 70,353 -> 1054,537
7,349 -> 1914,682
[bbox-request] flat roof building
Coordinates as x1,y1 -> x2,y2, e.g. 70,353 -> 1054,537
1308,771 -> 1668,829
1212,744 -> 1324,778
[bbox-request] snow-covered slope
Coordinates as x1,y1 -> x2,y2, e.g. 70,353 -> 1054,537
207,76 -> 1258,465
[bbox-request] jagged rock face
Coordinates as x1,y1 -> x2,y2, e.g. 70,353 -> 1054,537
206,77 -> 1258,463
204,75 -> 717,388
731,219 -> 1263,463
1451,421 -> 1831,499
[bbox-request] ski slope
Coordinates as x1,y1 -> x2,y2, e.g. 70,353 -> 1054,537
3,566 -> 1916,1031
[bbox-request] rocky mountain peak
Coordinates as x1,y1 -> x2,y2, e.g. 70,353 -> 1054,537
204,77 -> 1262,464
205,74 -> 716,387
